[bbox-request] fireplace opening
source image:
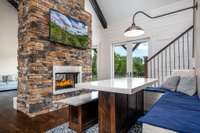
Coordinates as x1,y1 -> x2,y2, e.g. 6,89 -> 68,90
55,73 -> 78,91
53,66 -> 82,94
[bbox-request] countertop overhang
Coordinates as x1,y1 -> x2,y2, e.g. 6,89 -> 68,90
75,78 -> 158,95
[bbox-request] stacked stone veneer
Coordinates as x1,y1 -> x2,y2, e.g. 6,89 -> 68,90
17,0 -> 92,117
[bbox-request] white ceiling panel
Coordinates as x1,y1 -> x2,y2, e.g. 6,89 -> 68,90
96,0 -> 181,26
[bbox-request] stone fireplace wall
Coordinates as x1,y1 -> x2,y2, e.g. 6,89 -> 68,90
17,0 -> 92,117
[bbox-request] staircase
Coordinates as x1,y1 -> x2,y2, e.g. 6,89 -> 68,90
144,26 -> 194,86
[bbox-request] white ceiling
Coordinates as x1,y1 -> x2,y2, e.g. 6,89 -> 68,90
97,0 -> 181,27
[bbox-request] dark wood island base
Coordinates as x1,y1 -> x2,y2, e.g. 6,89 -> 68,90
98,91 -> 144,133
69,100 -> 98,133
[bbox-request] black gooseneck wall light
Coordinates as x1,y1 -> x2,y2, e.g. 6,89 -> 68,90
124,2 -> 198,37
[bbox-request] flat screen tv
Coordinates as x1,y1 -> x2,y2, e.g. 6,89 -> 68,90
49,9 -> 89,49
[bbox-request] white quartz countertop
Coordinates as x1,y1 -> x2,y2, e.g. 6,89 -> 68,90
75,78 -> 158,95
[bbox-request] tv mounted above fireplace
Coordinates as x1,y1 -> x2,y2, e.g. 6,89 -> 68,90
49,9 -> 89,49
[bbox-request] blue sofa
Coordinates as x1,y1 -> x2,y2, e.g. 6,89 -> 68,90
139,89 -> 200,133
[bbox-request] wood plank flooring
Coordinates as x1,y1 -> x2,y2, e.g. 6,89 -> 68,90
0,91 -> 68,133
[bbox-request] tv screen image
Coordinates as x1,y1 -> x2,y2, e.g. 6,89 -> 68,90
49,9 -> 89,49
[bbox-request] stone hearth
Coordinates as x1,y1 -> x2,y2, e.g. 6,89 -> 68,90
17,0 -> 92,117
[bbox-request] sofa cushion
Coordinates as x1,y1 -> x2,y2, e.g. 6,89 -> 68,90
177,76 -> 197,96
161,76 -> 180,91
138,92 -> 200,133
7,75 -> 17,81
144,87 -> 169,93
0,81 -> 18,91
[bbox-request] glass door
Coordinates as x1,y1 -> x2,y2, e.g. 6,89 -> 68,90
132,42 -> 148,77
113,41 -> 148,78
114,45 -> 127,78
92,48 -> 97,80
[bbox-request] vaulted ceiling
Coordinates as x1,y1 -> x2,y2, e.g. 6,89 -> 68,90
8,0 -> 181,28
96,0 -> 181,27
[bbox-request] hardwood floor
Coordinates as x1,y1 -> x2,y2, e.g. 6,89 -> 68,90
0,91 -> 68,133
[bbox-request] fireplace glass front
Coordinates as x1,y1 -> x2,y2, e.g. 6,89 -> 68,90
55,73 -> 78,91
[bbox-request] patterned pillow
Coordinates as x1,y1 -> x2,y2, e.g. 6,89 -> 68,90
177,76 -> 197,96
161,76 -> 180,91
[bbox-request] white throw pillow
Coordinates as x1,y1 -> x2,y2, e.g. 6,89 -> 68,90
161,76 -> 180,91
177,76 -> 197,96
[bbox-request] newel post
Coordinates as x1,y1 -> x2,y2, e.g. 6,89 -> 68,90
144,56 -> 148,78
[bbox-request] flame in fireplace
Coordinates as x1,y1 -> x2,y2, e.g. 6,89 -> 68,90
56,79 -> 74,88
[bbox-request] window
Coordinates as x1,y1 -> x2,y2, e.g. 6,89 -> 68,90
114,45 -> 127,78
92,48 -> 97,80
113,41 -> 148,78
132,42 -> 148,77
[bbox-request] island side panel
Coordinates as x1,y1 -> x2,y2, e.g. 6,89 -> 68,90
136,90 -> 144,116
99,91 -> 144,133
98,92 -> 116,133
115,93 -> 129,133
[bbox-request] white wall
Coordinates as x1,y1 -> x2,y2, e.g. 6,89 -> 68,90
85,0 -> 105,79
98,0 -> 193,79
0,0 -> 18,75
0,0 -> 103,76
85,0 -> 104,47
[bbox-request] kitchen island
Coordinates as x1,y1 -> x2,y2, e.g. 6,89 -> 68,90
76,78 -> 157,133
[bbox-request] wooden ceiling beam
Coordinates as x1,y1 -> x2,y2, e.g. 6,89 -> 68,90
7,0 -> 19,10
89,0 -> 108,29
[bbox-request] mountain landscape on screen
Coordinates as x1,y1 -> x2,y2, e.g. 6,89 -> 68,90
50,9 -> 89,49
